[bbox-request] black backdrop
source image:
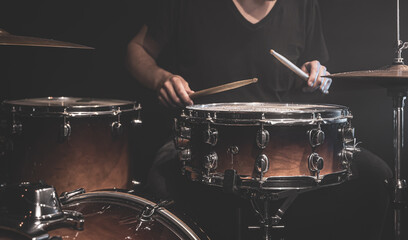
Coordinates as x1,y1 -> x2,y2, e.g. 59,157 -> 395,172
0,1 -> 407,236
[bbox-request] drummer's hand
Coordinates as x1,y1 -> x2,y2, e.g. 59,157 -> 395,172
157,75 -> 194,107
300,60 -> 332,94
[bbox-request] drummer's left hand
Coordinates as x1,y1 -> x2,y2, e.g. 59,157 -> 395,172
300,60 -> 332,94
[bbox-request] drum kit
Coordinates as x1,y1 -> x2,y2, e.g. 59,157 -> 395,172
0,1 -> 408,239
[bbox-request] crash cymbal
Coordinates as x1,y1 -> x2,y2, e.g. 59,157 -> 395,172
326,64 -> 408,87
0,28 -> 93,49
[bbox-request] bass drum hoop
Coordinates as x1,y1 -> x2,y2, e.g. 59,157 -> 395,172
183,102 -> 351,126
3,97 -> 140,117
61,191 -> 202,240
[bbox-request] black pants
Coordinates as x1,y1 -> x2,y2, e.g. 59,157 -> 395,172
146,141 -> 393,240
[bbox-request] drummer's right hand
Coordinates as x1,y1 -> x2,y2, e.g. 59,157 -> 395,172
157,75 -> 194,107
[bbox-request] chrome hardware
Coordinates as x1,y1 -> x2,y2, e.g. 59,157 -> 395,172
255,154 -> 269,179
12,122 -> 23,135
203,127 -> 218,146
131,118 -> 142,127
178,149 -> 192,161
256,127 -> 270,149
0,183 -> 84,239
111,121 -> 123,136
59,188 -> 86,204
340,126 -> 355,144
11,106 -> 23,135
60,116 -> 71,141
308,153 -> 324,179
227,145 -> 239,166
180,126 -> 191,139
227,145 -> 239,155
204,151 -> 218,171
136,200 -> 174,231
308,128 -> 325,147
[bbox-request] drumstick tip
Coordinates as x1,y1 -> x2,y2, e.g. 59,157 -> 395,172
270,49 -> 275,55
252,78 -> 258,83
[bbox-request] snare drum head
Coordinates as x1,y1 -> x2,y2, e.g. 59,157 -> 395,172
184,102 -> 350,125
3,97 -> 139,117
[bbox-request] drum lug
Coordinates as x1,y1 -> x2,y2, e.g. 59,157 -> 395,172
180,126 -> 191,139
111,121 -> 123,136
203,151 -> 218,172
60,121 -> 71,141
308,153 -> 324,179
11,122 -> 23,135
255,154 -> 269,180
308,127 -> 325,148
131,118 -> 142,127
203,127 -> 218,146
256,127 -> 270,149
10,106 -> 23,135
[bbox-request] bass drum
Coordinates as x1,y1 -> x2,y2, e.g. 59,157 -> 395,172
48,191 -> 208,240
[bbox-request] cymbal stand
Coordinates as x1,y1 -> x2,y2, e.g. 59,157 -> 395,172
389,1 -> 408,239
387,87 -> 408,240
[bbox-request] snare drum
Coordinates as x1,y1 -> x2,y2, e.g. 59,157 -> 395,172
175,102 -> 358,190
3,97 -> 142,193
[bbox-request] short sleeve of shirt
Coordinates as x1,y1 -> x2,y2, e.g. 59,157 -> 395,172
299,0 -> 329,64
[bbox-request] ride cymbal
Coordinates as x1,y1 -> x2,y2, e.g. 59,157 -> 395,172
0,28 -> 93,49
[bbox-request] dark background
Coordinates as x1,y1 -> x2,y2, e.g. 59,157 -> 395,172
0,0 -> 407,238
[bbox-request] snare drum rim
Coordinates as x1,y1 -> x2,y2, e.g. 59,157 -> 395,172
183,102 -> 351,126
61,191 -> 202,240
3,97 -> 141,117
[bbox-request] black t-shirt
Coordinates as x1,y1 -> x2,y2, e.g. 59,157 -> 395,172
147,0 -> 329,103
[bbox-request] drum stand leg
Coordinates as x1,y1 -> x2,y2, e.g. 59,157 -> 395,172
248,190 -> 299,240
388,88 -> 408,240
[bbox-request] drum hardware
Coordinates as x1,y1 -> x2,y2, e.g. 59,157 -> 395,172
0,183 -> 208,240
136,200 -> 175,230
307,125 -> 325,148
256,125 -> 270,149
255,154 -> 269,180
111,109 -> 123,137
227,145 -> 240,167
203,151 -> 218,174
59,188 -> 86,204
60,115 -> 71,141
308,153 -> 324,180
203,125 -> 218,146
10,106 -> 22,135
339,124 -> 355,144
0,183 -> 84,240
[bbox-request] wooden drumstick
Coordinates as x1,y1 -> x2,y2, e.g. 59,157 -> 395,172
189,78 -> 258,99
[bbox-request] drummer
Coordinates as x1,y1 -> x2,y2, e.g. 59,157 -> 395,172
127,0 -> 392,239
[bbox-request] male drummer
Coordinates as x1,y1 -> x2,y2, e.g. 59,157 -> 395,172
127,0 -> 392,239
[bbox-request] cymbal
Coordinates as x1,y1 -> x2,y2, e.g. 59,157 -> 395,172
0,28 -> 94,49
326,64 -> 408,87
